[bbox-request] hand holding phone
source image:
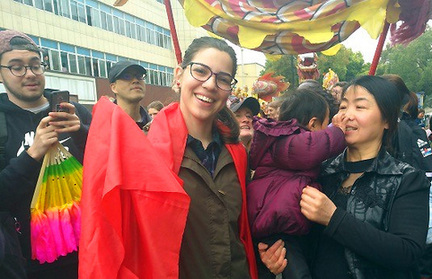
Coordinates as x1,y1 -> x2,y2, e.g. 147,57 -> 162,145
49,90 -> 70,113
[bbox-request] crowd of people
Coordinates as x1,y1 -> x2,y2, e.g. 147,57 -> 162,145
0,28 -> 431,279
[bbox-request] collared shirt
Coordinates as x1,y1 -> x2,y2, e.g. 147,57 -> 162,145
187,130 -> 223,177
112,100 -> 151,129
135,106 -> 151,129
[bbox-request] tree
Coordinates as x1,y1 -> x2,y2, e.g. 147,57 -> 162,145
377,27 -> 432,106
262,45 -> 368,89
262,55 -> 299,88
318,46 -> 366,83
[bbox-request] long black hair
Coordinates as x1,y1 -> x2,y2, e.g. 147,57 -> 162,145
346,76 -> 401,147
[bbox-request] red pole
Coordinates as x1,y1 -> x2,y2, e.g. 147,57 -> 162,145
369,22 -> 390,76
164,0 -> 182,65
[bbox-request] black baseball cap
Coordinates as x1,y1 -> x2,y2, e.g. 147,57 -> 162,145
109,61 -> 147,83
230,96 -> 260,116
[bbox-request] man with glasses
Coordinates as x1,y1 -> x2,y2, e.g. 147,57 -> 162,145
0,29 -> 91,279
109,61 -> 151,130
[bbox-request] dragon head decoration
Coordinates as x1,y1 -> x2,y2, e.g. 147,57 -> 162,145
297,53 -> 320,83
252,72 -> 290,102
323,68 -> 339,91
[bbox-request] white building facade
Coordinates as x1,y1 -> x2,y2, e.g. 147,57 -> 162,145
0,0 -> 206,105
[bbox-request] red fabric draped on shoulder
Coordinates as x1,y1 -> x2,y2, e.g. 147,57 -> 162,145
79,97 -> 190,279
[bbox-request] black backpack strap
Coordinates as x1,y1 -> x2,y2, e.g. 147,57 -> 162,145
0,111 -> 7,170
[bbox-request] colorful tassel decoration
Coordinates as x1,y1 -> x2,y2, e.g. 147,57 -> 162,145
30,142 -> 82,264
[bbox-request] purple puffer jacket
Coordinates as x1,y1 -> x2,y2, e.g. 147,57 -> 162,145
247,117 -> 346,239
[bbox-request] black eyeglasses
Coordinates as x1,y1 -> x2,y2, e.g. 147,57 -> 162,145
118,72 -> 146,81
0,63 -> 46,77
184,62 -> 237,91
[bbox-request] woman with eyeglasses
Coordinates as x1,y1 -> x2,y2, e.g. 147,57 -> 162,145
147,36 -> 260,279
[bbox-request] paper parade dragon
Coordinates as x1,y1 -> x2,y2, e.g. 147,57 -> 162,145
297,53 -> 320,83
252,72 -> 290,102
323,68 -> 340,91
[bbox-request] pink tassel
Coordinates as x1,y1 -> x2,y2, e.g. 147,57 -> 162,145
31,212 -> 58,263
31,203 -> 81,263
69,202 -> 81,244
45,209 -> 67,257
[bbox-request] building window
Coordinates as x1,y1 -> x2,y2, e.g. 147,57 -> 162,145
113,16 -> 125,36
35,0 -> 44,10
70,0 -> 78,21
106,14 -> 113,32
77,2 -> 86,23
14,0 -> 172,50
125,21 -> 132,38
53,0 -> 60,15
85,57 -> 92,76
43,0 -> 53,12
68,53 -> 78,73
59,0 -> 70,18
92,59 -> 99,77
130,22 -> 136,39
139,26 -> 146,42
98,60 -> 107,78
88,5 -> 101,27
50,50 -> 61,71
77,56 -> 86,75
24,35 -> 173,86
61,51 -> 68,71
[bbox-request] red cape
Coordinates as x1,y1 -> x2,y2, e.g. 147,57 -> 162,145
148,103 -> 258,279
79,97 -> 190,278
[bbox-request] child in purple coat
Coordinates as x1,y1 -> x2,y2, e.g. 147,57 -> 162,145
248,89 -> 347,278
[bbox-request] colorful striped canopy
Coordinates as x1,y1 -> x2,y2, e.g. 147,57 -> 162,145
182,0 -> 398,55
114,0 -> 431,56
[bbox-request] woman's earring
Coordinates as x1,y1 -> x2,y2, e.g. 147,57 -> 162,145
176,81 -> 180,86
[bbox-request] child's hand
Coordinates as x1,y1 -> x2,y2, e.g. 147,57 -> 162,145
331,112 -> 347,132
300,186 -> 336,226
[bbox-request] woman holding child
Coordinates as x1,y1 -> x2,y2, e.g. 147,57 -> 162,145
262,76 -> 429,279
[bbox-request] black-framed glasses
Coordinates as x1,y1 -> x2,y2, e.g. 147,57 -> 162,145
0,63 -> 46,77
118,72 -> 146,81
184,62 -> 237,91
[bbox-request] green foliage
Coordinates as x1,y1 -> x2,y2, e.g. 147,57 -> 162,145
263,45 -> 367,90
377,27 -> 432,108
318,46 -> 365,83
262,55 -> 299,88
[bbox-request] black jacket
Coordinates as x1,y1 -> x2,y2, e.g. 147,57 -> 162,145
310,148 -> 429,279
390,113 -> 432,173
0,91 -> 91,277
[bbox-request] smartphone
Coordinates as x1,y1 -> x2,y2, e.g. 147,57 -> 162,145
49,90 -> 70,112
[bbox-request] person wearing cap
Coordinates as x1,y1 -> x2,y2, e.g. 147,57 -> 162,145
109,61 -> 151,130
230,96 -> 260,151
0,29 -> 91,279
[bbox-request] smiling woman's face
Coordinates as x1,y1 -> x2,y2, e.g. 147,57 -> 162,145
339,85 -> 388,151
176,47 -> 233,126
234,107 -> 254,142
